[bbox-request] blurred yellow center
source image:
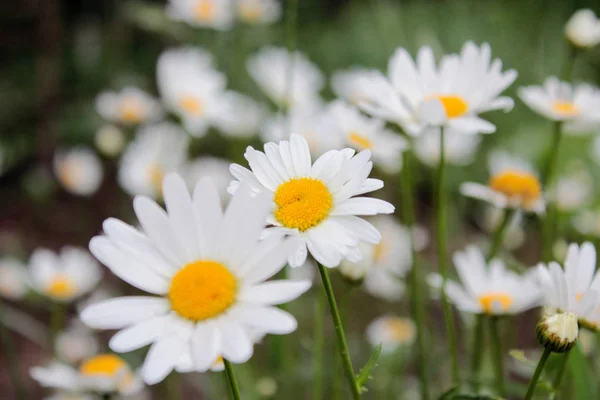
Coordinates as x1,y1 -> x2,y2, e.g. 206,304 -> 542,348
386,318 -> 415,343
433,95 -> 468,118
551,101 -> 579,117
478,292 -> 513,314
373,240 -> 387,262
147,164 -> 164,194
119,98 -> 143,123
348,132 -> 373,149
194,1 -> 215,21
47,276 -> 75,299
79,354 -> 126,377
274,178 -> 333,231
58,163 -> 78,190
178,96 -> 204,115
239,4 -> 262,22
577,292 -> 583,301
489,170 -> 542,207
169,261 -> 237,321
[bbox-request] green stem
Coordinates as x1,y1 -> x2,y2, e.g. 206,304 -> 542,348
401,150 -> 429,400
541,121 -> 563,262
525,346 -> 552,400
223,359 -> 242,400
490,316 -> 505,396
487,209 -> 515,261
312,291 -> 325,400
0,301 -> 26,400
470,314 -> 485,392
552,350 -> 571,393
317,263 -> 361,399
50,303 -> 66,350
436,127 -> 460,384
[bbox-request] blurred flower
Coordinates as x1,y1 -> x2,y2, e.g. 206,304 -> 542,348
55,319 -> 100,365
247,47 -> 324,108
537,312 -> 578,353
229,134 -> 394,268
326,101 -> 408,173
28,247 -> 101,303
413,128 -> 481,167
518,78 -> 600,133
0,257 -> 28,300
95,125 -> 126,157
182,156 -> 232,201
536,242 -> 600,330
166,0 -> 234,30
360,42 -> 516,136
53,148 -> 103,196
366,316 -> 416,353
81,174 -> 310,384
482,207 -> 525,251
45,393 -> 94,400
565,9 -> 600,48
553,238 -> 569,264
157,47 -> 227,137
460,151 -> 545,214
95,87 -> 162,126
255,376 -> 278,397
236,0 -> 281,24
212,91 -> 266,138
572,209 -> 600,237
430,245 -> 540,315
118,122 -> 189,199
548,168 -> 592,212
31,355 -> 143,396
331,68 -> 385,105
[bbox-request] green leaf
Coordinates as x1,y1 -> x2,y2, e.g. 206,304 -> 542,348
355,344 -> 382,391
568,344 -> 596,399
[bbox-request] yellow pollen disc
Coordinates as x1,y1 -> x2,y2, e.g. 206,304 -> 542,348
433,95 -> 469,118
274,178 -> 333,231
478,292 -> 513,314
239,4 -> 262,22
79,354 -> 126,377
551,101 -> 579,117
386,318 -> 415,343
119,98 -> 143,123
373,240 -> 387,262
47,276 -> 75,299
194,1 -> 215,22
169,261 -> 237,321
348,132 -> 373,149
577,292 -> 583,301
59,163 -> 78,190
147,164 -> 165,194
489,169 -> 542,208
178,96 -> 204,115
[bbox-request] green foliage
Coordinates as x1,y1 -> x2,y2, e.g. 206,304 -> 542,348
355,344 -> 382,393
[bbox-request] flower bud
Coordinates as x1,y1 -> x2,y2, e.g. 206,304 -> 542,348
536,312 -> 578,353
565,9 -> 600,48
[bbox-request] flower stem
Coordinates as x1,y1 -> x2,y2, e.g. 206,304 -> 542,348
436,127 -> 460,385
312,291 -> 325,400
0,301 -> 26,400
490,316 -> 505,396
469,314 -> 485,392
487,209 -> 515,261
541,121 -> 563,262
317,263 -> 361,399
401,150 -> 429,400
525,346 -> 552,400
552,350 -> 571,393
50,302 -> 65,350
223,359 -> 242,400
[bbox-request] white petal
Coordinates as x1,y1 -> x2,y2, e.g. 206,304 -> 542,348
80,296 -> 170,329
331,197 -> 395,216
193,177 -> 224,256
142,335 -> 185,385
218,319 -> 253,363
192,322 -> 221,372
242,236 -> 301,285
290,134 -> 312,176
234,306 -> 298,334
239,280 -> 311,305
109,314 -> 173,352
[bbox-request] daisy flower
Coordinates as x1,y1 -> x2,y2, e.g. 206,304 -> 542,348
413,129 -> 481,167
536,242 -> 600,330
0,257 -> 28,300
53,148 -> 103,196
212,91 -> 266,138
331,68 -> 386,106
326,101 -> 408,173
366,316 -> 416,354
460,151 -> 545,214
55,319 -> 100,365
166,0 -> 234,30
235,0 -> 281,24
229,134 -> 395,268
247,47 -> 324,108
80,174 -> 310,384
157,47 -> 227,137
518,77 -> 600,133
182,156 -> 232,202
572,209 -> 600,238
565,9 -> 600,48
360,42 -> 517,136
28,247 -> 101,303
430,245 -> 540,315
96,87 -> 162,126
94,125 -> 125,157
118,122 -> 189,199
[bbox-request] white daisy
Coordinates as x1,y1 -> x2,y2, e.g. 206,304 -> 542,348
182,156 -> 232,202
430,245 -> 540,315
565,9 -> 600,48
366,316 -> 416,354
331,68 -> 386,106
460,151 -> 545,214
28,247 -> 101,303
229,134 -> 395,268
235,0 -> 281,24
94,125 -> 125,157
55,319 -> 100,365
572,209 -> 600,238
413,129 -> 481,167
80,174 -> 310,384
96,87 -> 162,126
212,91 -> 266,138
166,0 -> 234,30
536,242 -> 600,329
326,101 -> 408,173
53,148 -> 103,196
157,47 -> 227,137
549,168 -> 592,213
247,47 -> 324,108
360,42 -> 517,136
118,122 -> 189,199
518,77 -> 600,133
0,257 -> 28,300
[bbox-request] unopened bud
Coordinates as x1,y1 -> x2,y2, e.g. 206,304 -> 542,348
536,312 -> 578,353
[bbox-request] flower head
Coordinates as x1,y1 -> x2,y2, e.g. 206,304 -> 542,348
0,257 -> 28,300
212,91 -> 266,138
95,87 -> 162,126
94,125 -> 125,157
167,0 -> 234,30
366,316 -> 416,353
55,319 -> 100,365
537,312 -> 578,353
565,9 -> 600,48
53,148 -> 103,196
236,0 -> 281,24
549,168 -> 592,213
331,68 -> 387,106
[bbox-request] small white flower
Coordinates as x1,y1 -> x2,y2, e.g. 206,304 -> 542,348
81,174 -> 310,384
182,156 -> 232,202
247,47 -> 324,108
572,209 -> 600,238
53,148 -> 103,196
0,257 -> 28,300
366,315 -> 416,353
413,128 -> 481,167
212,91 -> 266,138
28,247 -> 101,303
331,68 -> 386,106
229,134 -> 395,268
55,319 -> 100,365
118,122 -> 189,199
96,87 -> 162,126
565,9 -> 600,48
236,0 -> 281,24
549,168 -> 592,212
166,0 -> 234,30
94,125 -> 125,157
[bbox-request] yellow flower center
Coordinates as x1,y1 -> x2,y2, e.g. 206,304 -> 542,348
478,292 -> 513,314
348,132 -> 373,149
79,354 -> 126,377
551,101 -> 579,117
373,240 -> 387,262
47,276 -> 75,299
169,261 -> 237,321
119,97 -> 144,124
489,170 -> 542,208
433,95 -> 469,118
386,318 -> 415,343
194,0 -> 215,22
178,96 -> 204,115
147,164 -> 165,195
239,3 -> 263,22
577,292 -> 583,301
58,162 -> 78,190
274,178 -> 333,231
